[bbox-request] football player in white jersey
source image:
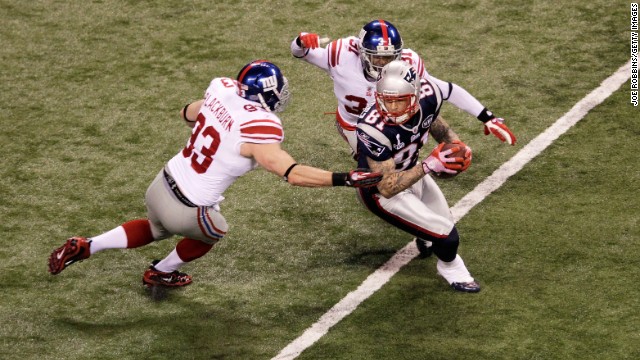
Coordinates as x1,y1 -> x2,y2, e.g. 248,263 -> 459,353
356,60 -> 479,292
291,19 -> 516,258
48,60 -> 382,289
291,19 -> 516,153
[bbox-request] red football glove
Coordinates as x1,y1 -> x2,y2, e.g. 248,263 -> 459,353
421,143 -> 461,176
299,33 -> 320,49
451,140 -> 472,172
484,118 -> 516,145
344,169 -> 383,188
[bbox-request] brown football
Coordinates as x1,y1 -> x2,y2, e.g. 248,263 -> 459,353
432,143 -> 467,179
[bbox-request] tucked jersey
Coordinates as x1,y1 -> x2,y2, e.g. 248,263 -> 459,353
356,78 -> 443,174
293,36 -> 428,131
166,77 -> 284,206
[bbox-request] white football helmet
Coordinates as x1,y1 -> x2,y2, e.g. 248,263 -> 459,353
375,60 -> 420,125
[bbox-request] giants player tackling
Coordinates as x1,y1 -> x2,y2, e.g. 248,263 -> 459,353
356,60 -> 479,292
290,19 -> 516,153
48,60 -> 381,289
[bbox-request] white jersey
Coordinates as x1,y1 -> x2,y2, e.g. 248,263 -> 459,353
166,77 -> 284,206
292,36 -> 429,132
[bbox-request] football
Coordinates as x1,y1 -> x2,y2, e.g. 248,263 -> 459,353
432,143 -> 468,179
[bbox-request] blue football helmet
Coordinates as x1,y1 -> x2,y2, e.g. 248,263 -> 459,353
358,20 -> 404,79
237,60 -> 290,113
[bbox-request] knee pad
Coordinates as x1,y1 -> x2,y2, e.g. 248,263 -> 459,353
431,226 -> 460,262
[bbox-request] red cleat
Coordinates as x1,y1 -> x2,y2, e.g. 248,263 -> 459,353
48,237 -> 91,275
142,260 -> 192,287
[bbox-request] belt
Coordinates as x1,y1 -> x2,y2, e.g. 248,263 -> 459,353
163,169 -> 197,208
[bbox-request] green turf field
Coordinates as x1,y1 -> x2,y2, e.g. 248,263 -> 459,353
1,1 -> 638,359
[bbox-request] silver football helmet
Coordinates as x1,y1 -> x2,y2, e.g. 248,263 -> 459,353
375,60 -> 420,125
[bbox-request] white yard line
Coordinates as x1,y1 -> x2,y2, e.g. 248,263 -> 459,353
272,60 -> 632,360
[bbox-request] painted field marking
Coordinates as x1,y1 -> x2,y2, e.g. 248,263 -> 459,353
272,60 -> 632,360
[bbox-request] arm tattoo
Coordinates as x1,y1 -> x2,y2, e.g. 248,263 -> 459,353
430,115 -> 459,143
367,157 -> 425,198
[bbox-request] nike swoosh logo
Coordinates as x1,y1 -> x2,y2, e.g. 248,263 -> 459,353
161,277 -> 173,283
56,250 -> 65,260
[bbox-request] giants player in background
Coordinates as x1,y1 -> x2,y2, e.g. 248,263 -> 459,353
48,61 -> 382,288
356,60 -> 479,292
291,19 -> 516,257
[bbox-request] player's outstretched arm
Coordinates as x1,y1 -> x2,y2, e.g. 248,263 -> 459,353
290,32 -> 331,70
429,76 -> 516,145
241,142 -> 381,188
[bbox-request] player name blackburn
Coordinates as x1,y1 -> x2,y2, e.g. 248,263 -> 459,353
203,93 -> 235,131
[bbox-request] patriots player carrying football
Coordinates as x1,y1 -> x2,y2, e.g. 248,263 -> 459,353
356,60 -> 480,292
48,60 -> 382,289
292,19 -> 516,258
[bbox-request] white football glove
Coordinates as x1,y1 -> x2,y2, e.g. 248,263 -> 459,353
421,143 -> 460,175
484,118 -> 516,145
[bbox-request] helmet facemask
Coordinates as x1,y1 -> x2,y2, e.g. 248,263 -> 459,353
376,93 -> 418,125
258,77 -> 290,113
360,44 -> 403,79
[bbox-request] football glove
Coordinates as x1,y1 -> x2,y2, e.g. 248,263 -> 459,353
334,169 -> 382,188
484,118 -> 516,145
298,33 -> 320,49
422,143 -> 461,175
451,140 -> 472,172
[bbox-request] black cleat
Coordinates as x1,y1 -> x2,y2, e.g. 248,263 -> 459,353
450,281 -> 481,293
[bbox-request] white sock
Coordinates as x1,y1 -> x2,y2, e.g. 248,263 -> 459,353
437,255 -> 474,284
89,226 -> 128,254
154,249 -> 185,273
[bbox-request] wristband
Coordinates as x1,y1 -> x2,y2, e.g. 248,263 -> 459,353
332,172 -> 348,186
182,103 -> 195,122
293,35 -> 310,58
477,108 -> 494,123
283,163 -> 298,182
